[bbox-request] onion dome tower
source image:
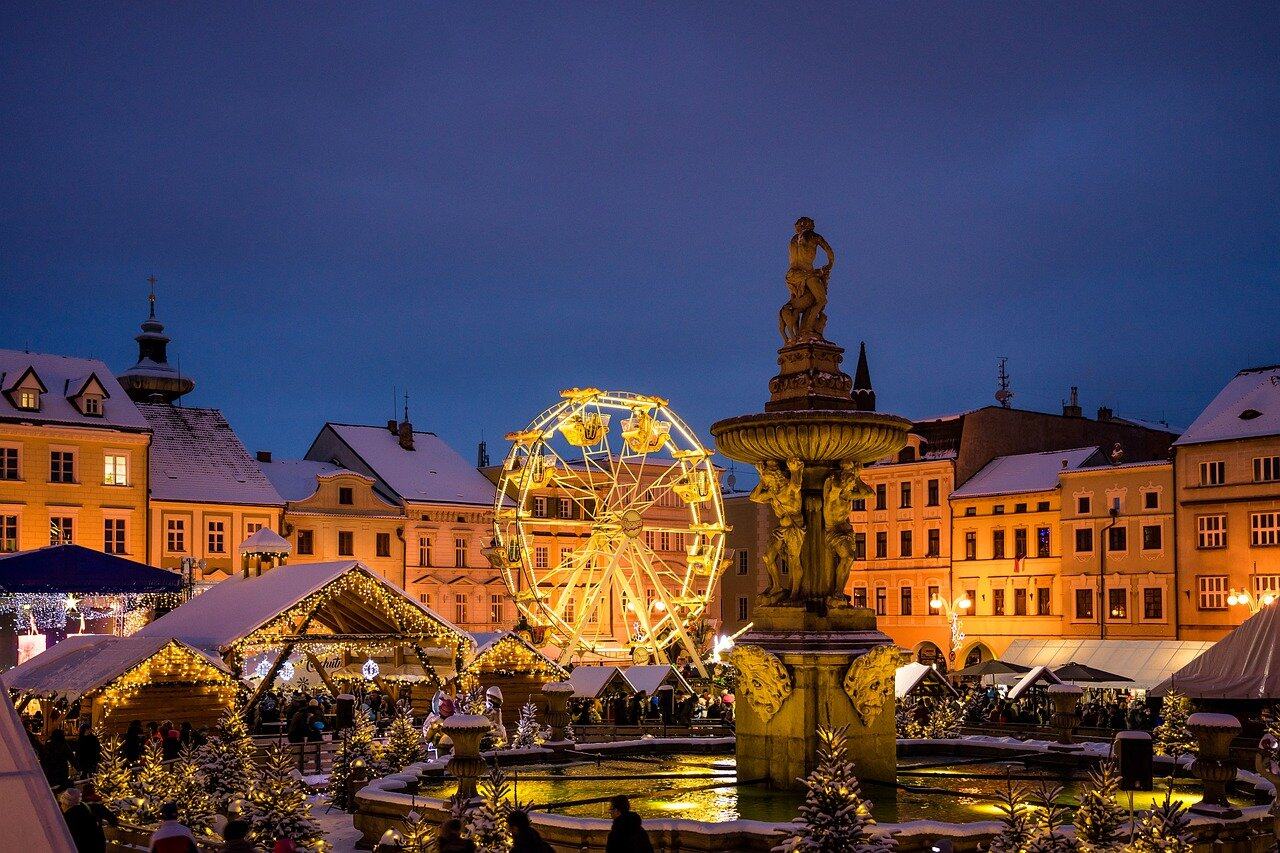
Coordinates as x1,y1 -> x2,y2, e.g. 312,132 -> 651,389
118,277 -> 195,404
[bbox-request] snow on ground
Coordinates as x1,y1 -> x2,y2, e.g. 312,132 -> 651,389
310,794 -> 363,853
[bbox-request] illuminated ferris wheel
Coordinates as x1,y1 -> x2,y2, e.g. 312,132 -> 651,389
489,388 -> 727,672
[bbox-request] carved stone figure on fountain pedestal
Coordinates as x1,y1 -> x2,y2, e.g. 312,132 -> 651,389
749,457 -> 805,603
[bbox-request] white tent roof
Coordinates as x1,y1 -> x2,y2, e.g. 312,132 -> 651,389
1001,638 -> 1215,690
1,635 -> 229,701
238,527 -> 292,554
1007,664 -> 1063,700
895,662 -> 958,699
1151,604 -> 1280,698
135,560 -> 469,654
623,664 -> 692,696
0,689 -> 74,852
568,665 -> 634,699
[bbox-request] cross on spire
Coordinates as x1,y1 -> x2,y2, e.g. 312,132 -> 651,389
147,275 -> 157,318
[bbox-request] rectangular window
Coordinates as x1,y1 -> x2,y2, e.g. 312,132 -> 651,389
207,520 -> 225,553
659,531 -> 670,551
297,529 -> 314,556
338,486 -> 353,505
1037,501 -> 1050,512
900,482 -> 912,509
376,532 -> 391,557
1143,588 -> 1163,620
1107,526 -> 1127,552
964,531 -> 976,560
1255,456 -> 1280,483
964,506 -> 976,517
419,536 -> 432,566
50,516 -> 73,545
853,532 -> 866,560
533,496 -> 547,517
851,498 -> 866,512
559,546 -> 573,567
337,530 -> 354,556
899,530 -> 913,557
992,588 -> 1006,616
0,515 -> 17,552
556,498 -> 571,519
419,593 -> 431,606
1198,575 -> 1228,610
565,596 -> 575,623
852,586 -> 867,608
455,536 -> 467,566
927,585 -> 940,609
966,588 -> 977,609
874,484 -> 886,511
874,531 -> 887,559
1251,512 -> 1280,547
50,450 -> 75,483
246,522 -> 262,537
927,479 -> 940,506
1075,528 -> 1093,553
644,530 -> 655,549
900,586 -> 913,615
166,518 -> 186,553
1014,528 -> 1027,558
1254,575 -> 1280,598
491,594 -> 504,623
455,593 -> 467,624
1141,524 -> 1162,550
1014,502 -> 1027,514
1199,460 -> 1225,486
1075,588 -> 1094,620
1143,491 -> 1160,510
0,447 -> 17,480
103,453 -> 128,486
1036,527 -> 1050,558
926,528 -> 940,557
737,550 -> 749,575
1077,496 -> 1091,514
992,505 -> 1005,515
674,532 -> 685,553
1014,588 -> 1027,616
16,389 -> 38,410
1037,586 -> 1051,616
534,546 -> 548,569
103,518 -> 125,554
1197,515 -> 1226,549
1108,588 -> 1128,620
737,596 -> 749,621
992,529 -> 1005,559
874,587 -> 887,616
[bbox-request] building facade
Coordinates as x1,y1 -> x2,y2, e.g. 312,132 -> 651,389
719,491 -> 772,637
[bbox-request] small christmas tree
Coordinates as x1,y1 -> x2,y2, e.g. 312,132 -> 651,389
92,735 -> 135,815
195,706 -> 256,809
1024,781 -> 1075,853
511,702 -> 543,749
987,776 -> 1033,853
251,745 -> 328,852
170,745 -> 218,836
400,809 -> 436,853
922,693 -> 965,739
385,706 -> 423,771
895,695 -> 923,739
777,725 -> 895,853
329,711 -> 381,810
1153,691 -> 1195,758
1126,787 -> 1193,853
465,762 -> 514,853
1074,761 -> 1125,852
132,739 -> 173,825
564,715 -> 576,744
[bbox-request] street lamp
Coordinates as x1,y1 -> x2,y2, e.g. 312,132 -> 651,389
1228,588 -> 1276,614
928,594 -> 972,666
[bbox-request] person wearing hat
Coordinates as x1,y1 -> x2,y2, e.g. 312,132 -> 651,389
147,802 -> 198,853
60,786 -> 107,853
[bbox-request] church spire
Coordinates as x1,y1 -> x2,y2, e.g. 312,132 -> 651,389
852,341 -> 876,411
118,276 -> 196,404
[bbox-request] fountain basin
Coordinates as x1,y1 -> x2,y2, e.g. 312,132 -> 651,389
710,409 -> 912,465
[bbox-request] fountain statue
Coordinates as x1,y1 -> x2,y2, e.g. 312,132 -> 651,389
712,218 -> 912,788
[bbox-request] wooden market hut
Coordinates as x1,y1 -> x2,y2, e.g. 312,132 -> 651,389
623,664 -> 694,721
568,665 -> 636,723
461,631 -> 568,715
896,661 -> 959,701
2,634 -> 237,734
134,559 -> 472,714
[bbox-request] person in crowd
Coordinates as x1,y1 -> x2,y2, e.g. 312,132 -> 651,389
305,699 -> 324,743
437,818 -> 475,853
122,720 -> 145,763
61,786 -> 107,853
606,795 -> 654,853
148,802 -> 198,853
160,721 -> 181,760
507,810 -> 553,853
220,819 -> 260,853
80,781 -> 118,831
43,728 -> 76,788
76,723 -> 102,778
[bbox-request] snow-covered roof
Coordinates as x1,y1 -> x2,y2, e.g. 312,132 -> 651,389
464,631 -> 567,676
139,403 -> 284,506
316,423 -> 497,506
951,447 -> 1101,498
238,527 -> 292,554
895,662 -> 958,699
135,560 -> 469,654
1173,365 -> 1280,446
1151,604 -> 1280,698
1,635 -> 230,700
567,665 -> 634,699
0,349 -> 148,430
622,664 -> 692,696
0,690 -> 74,852
258,458 -> 349,501
1006,664 -> 1063,700
1002,638 -> 1214,691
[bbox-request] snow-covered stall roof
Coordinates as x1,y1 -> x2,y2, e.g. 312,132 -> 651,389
135,560 -> 471,655
623,664 -> 692,696
1,635 -> 230,701
238,527 -> 292,554
1006,665 -> 1063,700
1002,638 -> 1215,691
139,403 -> 284,506
951,447 -> 1101,498
0,689 -> 74,852
464,631 -> 567,677
568,665 -> 635,699
0,349 -> 148,432
1173,364 -> 1280,447
896,662 -> 958,699
1150,604 -> 1280,698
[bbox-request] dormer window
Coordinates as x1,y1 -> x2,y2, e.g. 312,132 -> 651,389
5,366 -> 47,412
16,389 -> 39,410
82,395 -> 102,416
67,374 -> 109,417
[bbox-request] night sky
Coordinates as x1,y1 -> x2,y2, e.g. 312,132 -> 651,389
3,4 -> 1277,467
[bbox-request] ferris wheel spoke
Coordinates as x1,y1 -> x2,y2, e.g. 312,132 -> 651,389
558,547 -> 621,660
632,539 -> 708,674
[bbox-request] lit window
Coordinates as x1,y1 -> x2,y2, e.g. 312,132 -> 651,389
1108,588 -> 1127,620
852,587 -> 867,608
0,515 -> 17,552
50,516 -> 73,546
1036,527 -> 1051,558
16,388 -> 39,410
103,453 -> 128,486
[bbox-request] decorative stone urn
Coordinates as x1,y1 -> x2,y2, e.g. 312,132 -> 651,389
542,681 -> 575,743
440,713 -> 493,799
710,218 -> 913,789
1046,684 -> 1083,748
1187,712 -> 1242,815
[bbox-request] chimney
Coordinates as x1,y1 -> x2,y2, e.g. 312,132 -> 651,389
387,419 -> 398,434
1062,387 -> 1082,418
256,450 -> 272,464
1096,406 -> 1113,422
398,419 -> 415,451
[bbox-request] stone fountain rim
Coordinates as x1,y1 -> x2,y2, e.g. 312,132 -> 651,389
709,409 -> 914,435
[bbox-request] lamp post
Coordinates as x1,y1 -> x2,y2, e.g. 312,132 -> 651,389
1099,505 -> 1118,640
928,593 -> 972,668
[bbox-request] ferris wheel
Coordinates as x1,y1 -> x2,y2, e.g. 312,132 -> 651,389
489,388 -> 728,674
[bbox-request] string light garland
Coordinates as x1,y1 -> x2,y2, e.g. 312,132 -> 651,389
0,592 -> 182,634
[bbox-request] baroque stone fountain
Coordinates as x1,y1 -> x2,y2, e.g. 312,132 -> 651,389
711,217 -> 912,788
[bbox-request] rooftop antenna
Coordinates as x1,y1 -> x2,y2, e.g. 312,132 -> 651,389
147,275 -> 157,319
995,357 -> 1014,408
392,385 -> 397,423
403,391 -> 409,423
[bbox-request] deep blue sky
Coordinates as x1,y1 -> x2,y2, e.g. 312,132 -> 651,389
3,4 -> 1277,465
